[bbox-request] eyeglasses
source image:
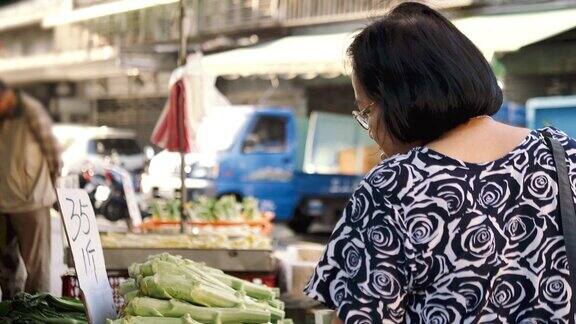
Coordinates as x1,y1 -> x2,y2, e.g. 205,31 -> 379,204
352,101 -> 375,130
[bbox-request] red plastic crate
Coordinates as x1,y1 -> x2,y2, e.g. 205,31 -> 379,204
62,271 -> 128,311
233,272 -> 278,288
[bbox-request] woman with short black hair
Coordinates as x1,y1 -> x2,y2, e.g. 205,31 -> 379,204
305,2 -> 576,323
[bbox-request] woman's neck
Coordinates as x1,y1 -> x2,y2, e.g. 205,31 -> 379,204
426,118 -> 531,164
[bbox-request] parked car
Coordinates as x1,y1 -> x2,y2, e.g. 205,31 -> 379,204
53,124 -> 147,177
143,106 -> 373,233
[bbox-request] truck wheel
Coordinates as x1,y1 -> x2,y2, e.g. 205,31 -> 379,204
289,211 -> 313,234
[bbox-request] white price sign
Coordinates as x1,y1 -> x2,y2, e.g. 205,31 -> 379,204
117,168 -> 142,229
57,188 -> 117,324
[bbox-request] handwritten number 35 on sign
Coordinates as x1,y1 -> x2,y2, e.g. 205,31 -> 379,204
66,197 -> 97,282
66,197 -> 91,241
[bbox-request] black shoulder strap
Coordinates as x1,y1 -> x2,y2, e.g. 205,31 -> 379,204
542,130 -> 576,307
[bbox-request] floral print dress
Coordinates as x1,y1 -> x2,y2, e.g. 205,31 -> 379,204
305,128 -> 576,323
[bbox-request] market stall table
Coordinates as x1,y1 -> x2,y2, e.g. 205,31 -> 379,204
65,247 -> 276,272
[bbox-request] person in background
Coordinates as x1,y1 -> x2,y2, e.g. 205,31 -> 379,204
305,2 -> 576,323
0,80 -> 61,294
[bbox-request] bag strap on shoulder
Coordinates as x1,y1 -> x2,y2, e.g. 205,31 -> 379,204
541,130 -> 576,308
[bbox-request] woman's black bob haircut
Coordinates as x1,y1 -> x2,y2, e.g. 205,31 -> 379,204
348,1 -> 503,144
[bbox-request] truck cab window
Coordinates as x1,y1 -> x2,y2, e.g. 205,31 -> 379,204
243,116 -> 287,153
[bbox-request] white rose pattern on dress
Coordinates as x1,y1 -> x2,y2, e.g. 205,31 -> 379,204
304,128 -> 576,323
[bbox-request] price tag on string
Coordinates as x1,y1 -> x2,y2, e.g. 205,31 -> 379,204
56,188 -> 117,324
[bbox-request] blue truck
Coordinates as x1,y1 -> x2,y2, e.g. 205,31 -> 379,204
144,106 -> 373,232
494,96 -> 576,138
526,95 -> 576,137
145,95 -> 576,233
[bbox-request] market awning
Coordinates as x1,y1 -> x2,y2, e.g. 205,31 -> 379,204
201,32 -> 357,79
201,7 -> 576,78
42,0 -> 178,27
453,7 -> 576,60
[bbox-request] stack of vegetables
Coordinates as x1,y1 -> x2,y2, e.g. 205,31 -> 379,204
0,292 -> 87,323
191,196 -> 263,222
240,197 -> 262,221
150,199 -> 182,222
149,196 -> 264,223
110,253 -> 289,324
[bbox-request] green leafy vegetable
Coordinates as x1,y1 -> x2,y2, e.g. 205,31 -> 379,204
213,195 -> 241,221
119,278 -> 138,296
125,297 -> 270,323
190,196 -> 215,222
0,293 -> 87,324
108,314 -> 202,324
153,196 -> 264,223
242,197 -> 262,220
121,253 -> 285,323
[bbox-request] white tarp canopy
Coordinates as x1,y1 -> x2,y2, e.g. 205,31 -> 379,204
201,7 -> 576,78
453,7 -> 576,60
201,33 -> 357,79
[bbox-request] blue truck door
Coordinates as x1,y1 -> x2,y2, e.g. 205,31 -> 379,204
527,96 -> 576,138
236,111 -> 297,220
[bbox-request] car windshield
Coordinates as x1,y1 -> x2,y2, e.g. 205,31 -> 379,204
195,108 -> 250,153
88,138 -> 142,156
